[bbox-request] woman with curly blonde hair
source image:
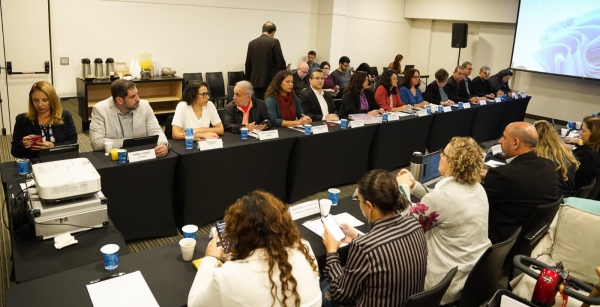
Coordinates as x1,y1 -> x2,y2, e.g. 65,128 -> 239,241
396,136 -> 491,305
188,191 -> 321,307
534,120 -> 579,197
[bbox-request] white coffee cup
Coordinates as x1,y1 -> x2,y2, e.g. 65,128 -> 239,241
179,238 -> 196,261
560,128 -> 568,137
576,122 -> 582,130
319,199 -> 332,216
104,141 -> 113,154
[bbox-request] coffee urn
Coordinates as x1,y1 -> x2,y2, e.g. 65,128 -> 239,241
81,58 -> 91,77
94,58 -> 104,78
409,152 -> 424,182
105,58 -> 115,77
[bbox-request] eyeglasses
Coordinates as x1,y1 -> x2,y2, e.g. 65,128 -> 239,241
439,148 -> 449,158
352,196 -> 360,204
198,92 -> 210,97
300,70 -> 309,74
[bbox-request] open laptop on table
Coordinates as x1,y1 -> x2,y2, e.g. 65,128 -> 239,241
122,135 -> 159,151
38,143 -> 79,163
404,64 -> 415,72
420,151 -> 443,189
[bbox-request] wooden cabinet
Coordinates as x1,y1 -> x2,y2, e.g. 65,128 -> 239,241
76,77 -> 183,130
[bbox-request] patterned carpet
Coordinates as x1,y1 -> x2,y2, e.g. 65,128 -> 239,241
0,98 -> 514,307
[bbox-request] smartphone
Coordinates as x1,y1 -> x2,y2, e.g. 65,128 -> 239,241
215,221 -> 226,247
321,215 -> 346,241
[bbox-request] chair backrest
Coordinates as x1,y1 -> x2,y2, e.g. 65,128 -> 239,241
291,69 -> 297,75
401,266 -> 458,307
383,67 -> 389,72
333,99 -> 342,112
227,71 -> 245,86
206,72 -> 226,96
587,173 -> 600,200
227,85 -> 234,102
509,196 -> 562,262
369,67 -> 379,77
183,73 -> 203,86
459,227 -> 521,307
217,108 -> 225,121
165,115 -> 174,140
575,178 -> 596,199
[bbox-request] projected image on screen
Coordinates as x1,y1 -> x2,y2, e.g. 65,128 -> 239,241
511,0 -> 600,80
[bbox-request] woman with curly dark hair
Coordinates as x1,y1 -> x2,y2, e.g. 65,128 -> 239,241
264,70 -> 312,127
396,136 -> 491,304
188,190 -> 321,307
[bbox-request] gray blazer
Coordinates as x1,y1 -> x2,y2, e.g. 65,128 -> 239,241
89,97 -> 168,151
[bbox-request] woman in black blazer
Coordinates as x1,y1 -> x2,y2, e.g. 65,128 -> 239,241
338,71 -> 383,119
423,68 -> 454,106
11,81 -> 77,159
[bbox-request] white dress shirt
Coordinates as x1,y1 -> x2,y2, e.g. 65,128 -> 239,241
312,87 -> 330,118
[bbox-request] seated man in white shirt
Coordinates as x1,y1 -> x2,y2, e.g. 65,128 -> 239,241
298,68 -> 339,122
89,79 -> 169,157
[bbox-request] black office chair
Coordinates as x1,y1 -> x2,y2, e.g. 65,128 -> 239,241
164,115 -> 174,140
588,173 -> 600,200
402,266 -> 458,307
506,196 -> 562,289
369,67 -> 379,77
457,228 -> 520,307
227,71 -> 245,86
333,99 -> 342,112
182,73 -> 203,86
291,69 -> 297,75
217,108 -> 226,121
383,67 -> 389,72
575,178 -> 596,199
206,72 -> 228,109
227,85 -> 234,102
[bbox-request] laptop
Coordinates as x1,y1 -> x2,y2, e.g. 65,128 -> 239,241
404,65 -> 415,72
39,143 -> 79,163
122,135 -> 159,150
420,151 -> 443,188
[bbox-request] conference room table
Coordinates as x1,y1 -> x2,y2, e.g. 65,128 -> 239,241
5,237 -> 210,307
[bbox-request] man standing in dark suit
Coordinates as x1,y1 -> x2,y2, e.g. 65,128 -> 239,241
298,68 -> 338,122
245,21 -> 286,100
482,122 -> 559,244
444,66 -> 478,103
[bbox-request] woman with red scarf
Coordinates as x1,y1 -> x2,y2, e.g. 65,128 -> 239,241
265,70 -> 312,127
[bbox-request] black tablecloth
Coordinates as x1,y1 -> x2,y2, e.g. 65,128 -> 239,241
427,107 -> 477,151
170,129 -> 297,227
470,102 -> 506,143
6,237 -> 209,307
286,123 -> 378,203
295,197 -> 369,271
368,116 -> 433,171
81,151 -> 179,240
498,96 -> 531,138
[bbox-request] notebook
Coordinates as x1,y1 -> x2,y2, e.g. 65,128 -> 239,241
420,151 -> 443,188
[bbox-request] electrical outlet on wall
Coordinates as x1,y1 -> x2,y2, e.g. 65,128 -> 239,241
60,57 -> 69,65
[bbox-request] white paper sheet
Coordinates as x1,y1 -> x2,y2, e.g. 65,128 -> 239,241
500,294 -> 530,307
485,160 -> 506,168
302,213 -> 365,247
333,212 -> 364,227
86,271 -> 159,307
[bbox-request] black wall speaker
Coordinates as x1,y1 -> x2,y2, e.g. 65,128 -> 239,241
451,23 -> 468,48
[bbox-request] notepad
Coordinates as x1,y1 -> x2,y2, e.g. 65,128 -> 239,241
86,271 -> 159,307
192,257 -> 223,270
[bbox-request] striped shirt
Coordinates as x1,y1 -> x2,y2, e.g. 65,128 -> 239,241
324,214 -> 428,307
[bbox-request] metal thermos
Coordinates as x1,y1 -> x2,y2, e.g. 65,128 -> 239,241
94,58 -> 103,78
81,58 -> 91,77
105,58 -> 115,77
409,152 -> 424,182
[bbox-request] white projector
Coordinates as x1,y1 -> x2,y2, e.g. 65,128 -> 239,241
32,158 -> 101,201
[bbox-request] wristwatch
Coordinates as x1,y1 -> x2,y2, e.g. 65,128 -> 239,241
326,252 -> 338,257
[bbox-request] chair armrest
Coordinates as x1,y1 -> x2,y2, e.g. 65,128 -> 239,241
524,224 -> 549,246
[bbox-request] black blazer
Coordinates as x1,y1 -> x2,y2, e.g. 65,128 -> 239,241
11,110 -> 78,159
338,90 -> 379,119
244,34 -> 286,89
423,81 -> 444,104
298,88 -> 336,121
222,97 -> 271,133
293,73 -> 309,96
573,145 -> 600,190
471,76 -> 492,97
482,151 -> 559,244
444,76 -> 471,102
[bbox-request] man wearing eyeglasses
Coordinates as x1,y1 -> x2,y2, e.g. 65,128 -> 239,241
444,66 -> 478,104
90,79 -> 170,157
298,68 -> 339,122
223,81 -> 271,133
293,62 -> 310,96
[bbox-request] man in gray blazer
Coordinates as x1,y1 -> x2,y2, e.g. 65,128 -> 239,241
89,79 -> 169,157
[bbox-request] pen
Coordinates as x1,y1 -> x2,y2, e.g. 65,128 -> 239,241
89,272 -> 125,284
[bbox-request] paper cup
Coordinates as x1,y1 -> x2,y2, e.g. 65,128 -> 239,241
304,124 -> 312,135
560,128 -> 568,137
328,188 -> 340,206
319,199 -> 332,216
340,119 -> 348,129
567,121 -> 574,129
241,127 -> 248,140
110,148 -> 119,161
117,149 -> 127,164
104,141 -> 113,154
576,122 -> 582,130
182,224 -> 198,240
100,244 -> 120,270
179,238 -> 196,261
16,158 -> 29,175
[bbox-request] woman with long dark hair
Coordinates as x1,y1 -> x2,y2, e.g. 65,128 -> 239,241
265,70 -> 312,127
338,72 -> 384,119
374,69 -> 412,112
399,68 -> 429,108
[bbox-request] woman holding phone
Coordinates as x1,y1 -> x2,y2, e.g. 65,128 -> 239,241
11,81 -> 77,159
321,169 -> 427,307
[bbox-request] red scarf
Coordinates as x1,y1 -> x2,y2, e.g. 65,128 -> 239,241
276,93 -> 296,121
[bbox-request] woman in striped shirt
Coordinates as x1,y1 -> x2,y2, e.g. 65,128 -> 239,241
322,169 -> 428,307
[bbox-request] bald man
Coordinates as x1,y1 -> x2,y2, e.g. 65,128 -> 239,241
293,61 -> 310,96
482,122 -> 559,244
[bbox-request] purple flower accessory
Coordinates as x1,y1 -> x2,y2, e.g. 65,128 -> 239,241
534,7 -> 600,78
409,202 -> 439,232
